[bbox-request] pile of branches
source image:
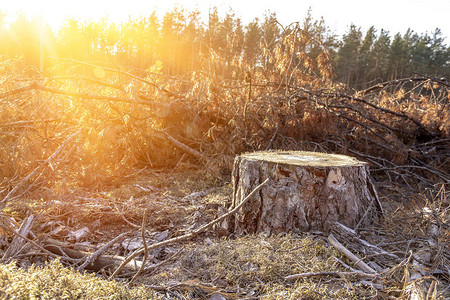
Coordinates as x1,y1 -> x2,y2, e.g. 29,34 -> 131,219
1,58 -> 448,203
0,54 -> 449,297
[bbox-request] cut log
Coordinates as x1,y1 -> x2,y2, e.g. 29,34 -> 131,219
225,151 -> 381,235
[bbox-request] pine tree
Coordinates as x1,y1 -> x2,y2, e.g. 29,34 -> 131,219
429,28 -> 448,77
244,18 -> 262,68
410,32 -> 432,75
357,26 -> 376,87
388,33 -> 408,79
260,11 -> 280,72
336,25 -> 362,85
220,10 -> 238,78
370,29 -> 391,82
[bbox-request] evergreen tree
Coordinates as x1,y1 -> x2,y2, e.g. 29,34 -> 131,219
244,18 -> 262,67
400,29 -> 415,76
370,29 -> 391,82
357,26 -> 376,86
429,28 -> 448,77
410,32 -> 433,75
183,10 -> 202,74
388,33 -> 408,79
231,18 -> 245,78
336,25 -> 362,85
160,9 -> 186,74
220,10 -> 238,77
260,11 -> 280,71
0,7 -> 449,85
57,19 -> 89,61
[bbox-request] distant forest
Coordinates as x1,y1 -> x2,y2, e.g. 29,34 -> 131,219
0,8 -> 448,88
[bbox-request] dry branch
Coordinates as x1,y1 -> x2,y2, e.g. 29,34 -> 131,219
0,82 -> 174,108
341,94 -> 435,136
285,270 -> 378,281
1,131 -> 80,207
77,232 -> 128,272
2,215 -> 34,261
0,222 -> 79,263
128,211 -> 148,285
328,234 -> 377,274
109,178 -> 269,280
361,77 -> 432,95
163,131 -> 209,162
48,57 -> 183,98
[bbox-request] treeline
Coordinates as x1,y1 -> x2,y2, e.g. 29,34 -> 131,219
336,25 -> 450,88
0,8 -> 448,87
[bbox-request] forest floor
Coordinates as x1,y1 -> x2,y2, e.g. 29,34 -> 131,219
2,165 -> 447,299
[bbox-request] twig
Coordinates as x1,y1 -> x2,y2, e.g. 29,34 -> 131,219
120,248 -> 184,278
1,131 -> 80,206
285,270 -> 379,281
77,232 -> 127,271
109,178 -> 269,280
163,131 -> 208,162
0,222 -> 79,262
333,256 -> 359,272
112,202 -> 140,229
0,82 -> 168,107
2,215 -> 34,261
48,57 -> 183,98
360,77 -> 433,95
0,84 -> 34,99
265,124 -> 279,150
128,211 -> 148,285
328,234 -> 377,274
0,119 -> 61,128
342,94 -> 434,136
355,177 -> 384,230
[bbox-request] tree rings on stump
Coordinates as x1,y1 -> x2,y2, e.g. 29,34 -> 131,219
224,151 -> 382,235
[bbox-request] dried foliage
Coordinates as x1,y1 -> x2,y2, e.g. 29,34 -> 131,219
0,260 -> 158,298
1,53 -> 447,203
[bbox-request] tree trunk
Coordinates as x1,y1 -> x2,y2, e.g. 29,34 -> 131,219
225,151 -> 382,235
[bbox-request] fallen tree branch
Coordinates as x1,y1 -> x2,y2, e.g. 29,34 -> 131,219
48,57 -> 183,98
2,215 -> 34,261
342,94 -> 434,136
1,131 -> 80,207
43,237 -> 145,272
0,82 -> 164,107
285,270 -> 379,281
163,131 -> 208,162
77,232 -> 127,272
108,178 -> 269,280
112,201 -> 140,229
0,222 -> 79,263
360,77 -> 432,95
328,234 -> 377,274
0,119 -> 61,128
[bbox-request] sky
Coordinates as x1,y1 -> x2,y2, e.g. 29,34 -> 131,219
1,0 -> 449,37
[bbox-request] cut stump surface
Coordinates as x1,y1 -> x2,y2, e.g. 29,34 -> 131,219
225,151 -> 381,235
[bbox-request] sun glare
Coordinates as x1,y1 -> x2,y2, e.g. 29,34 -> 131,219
1,0 -> 200,30
1,0 -> 448,35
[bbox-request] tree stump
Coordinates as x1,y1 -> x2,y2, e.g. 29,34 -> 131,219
225,151 -> 382,235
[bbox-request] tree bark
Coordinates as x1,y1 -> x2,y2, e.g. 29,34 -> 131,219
225,151 -> 381,235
